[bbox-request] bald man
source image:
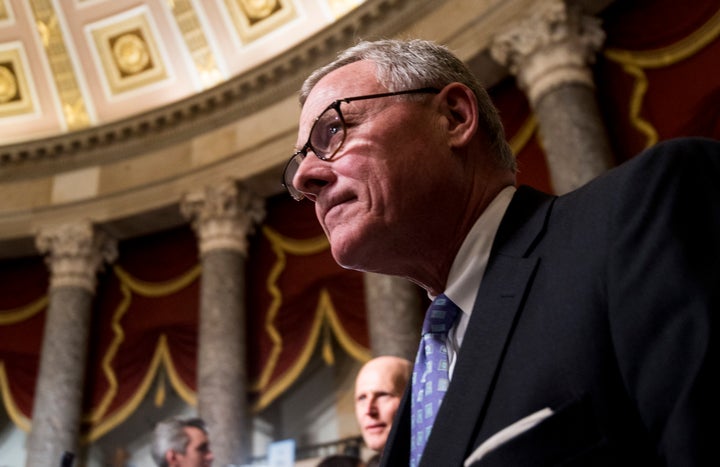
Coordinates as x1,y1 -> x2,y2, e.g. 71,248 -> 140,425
354,356 -> 412,455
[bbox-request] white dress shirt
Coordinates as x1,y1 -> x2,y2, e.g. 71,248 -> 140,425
440,185 -> 516,379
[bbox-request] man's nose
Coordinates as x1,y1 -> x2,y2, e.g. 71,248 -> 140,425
293,153 -> 330,201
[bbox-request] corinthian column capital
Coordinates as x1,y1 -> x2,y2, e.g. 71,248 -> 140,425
181,179 -> 266,255
35,221 -> 118,292
490,0 -> 605,105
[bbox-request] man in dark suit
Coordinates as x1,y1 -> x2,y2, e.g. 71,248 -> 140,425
282,39 -> 718,466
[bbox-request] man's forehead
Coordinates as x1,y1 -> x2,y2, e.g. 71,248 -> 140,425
356,366 -> 400,390
184,426 -> 206,440
304,61 -> 381,111
356,380 -> 395,396
297,61 -> 381,148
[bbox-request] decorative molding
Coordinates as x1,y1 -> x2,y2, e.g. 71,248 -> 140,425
88,8 -> 169,96
29,0 -> 92,130
489,0 -> 605,105
0,44 -> 36,118
181,180 -> 266,255
168,0 -> 224,88
223,0 -> 296,44
327,0 -> 364,18
0,0 -> 14,24
35,221 -> 118,291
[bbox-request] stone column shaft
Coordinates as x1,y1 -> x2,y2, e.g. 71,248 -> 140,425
27,223 -> 117,467
182,180 -> 265,466
491,0 -> 614,194
363,273 -> 423,361
535,83 -> 614,192
198,249 -> 247,465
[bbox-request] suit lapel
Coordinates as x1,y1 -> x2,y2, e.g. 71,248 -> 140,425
420,187 -> 554,466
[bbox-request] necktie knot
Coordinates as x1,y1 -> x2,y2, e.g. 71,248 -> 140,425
421,294 -> 460,335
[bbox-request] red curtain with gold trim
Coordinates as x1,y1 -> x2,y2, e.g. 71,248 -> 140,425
0,201 -> 369,441
246,196 -> 369,411
597,0 -> 720,162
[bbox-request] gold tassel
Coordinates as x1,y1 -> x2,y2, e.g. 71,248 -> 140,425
154,374 -> 166,407
322,319 -> 335,365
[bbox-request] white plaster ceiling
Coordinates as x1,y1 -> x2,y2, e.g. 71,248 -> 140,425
0,0 -> 364,145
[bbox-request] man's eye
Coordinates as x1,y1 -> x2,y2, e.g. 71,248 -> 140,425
319,121 -> 341,141
328,123 -> 341,134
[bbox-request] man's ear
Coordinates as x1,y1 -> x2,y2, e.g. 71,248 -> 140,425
438,83 -> 479,149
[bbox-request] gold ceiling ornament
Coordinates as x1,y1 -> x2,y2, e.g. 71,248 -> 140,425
29,0 -> 90,130
89,8 -> 168,96
239,0 -> 278,21
168,0 -> 223,88
0,46 -> 37,119
0,65 -> 18,103
35,14 -> 58,47
64,98 -> 91,128
0,1 -> 10,21
224,0 -> 295,43
112,32 -> 151,76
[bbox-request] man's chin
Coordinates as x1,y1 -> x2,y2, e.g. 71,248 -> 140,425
365,439 -> 385,452
330,243 -> 372,272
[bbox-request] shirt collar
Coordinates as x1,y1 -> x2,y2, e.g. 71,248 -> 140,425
443,185 -> 516,314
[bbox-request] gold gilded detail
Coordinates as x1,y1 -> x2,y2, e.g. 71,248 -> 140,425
89,9 -> 168,95
224,0 -> 295,42
0,48 -> 36,118
112,32 -> 151,76
29,0 -> 90,130
0,1 -> 9,21
64,99 -> 90,128
239,0 -> 278,20
0,65 -> 18,103
168,0 -> 223,88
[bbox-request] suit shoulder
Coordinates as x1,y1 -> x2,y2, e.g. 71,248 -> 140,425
570,137 -> 720,198
615,137 -> 720,177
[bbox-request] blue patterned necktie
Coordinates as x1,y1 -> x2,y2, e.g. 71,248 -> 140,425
410,294 -> 461,467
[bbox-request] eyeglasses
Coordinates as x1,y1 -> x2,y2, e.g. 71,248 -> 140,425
282,87 -> 440,201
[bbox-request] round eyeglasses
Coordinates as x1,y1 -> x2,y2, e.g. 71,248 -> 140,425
282,87 -> 440,201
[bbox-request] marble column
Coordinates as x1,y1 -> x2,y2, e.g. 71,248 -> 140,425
363,273 -> 423,362
181,180 -> 265,467
490,0 -> 614,194
27,222 -> 117,467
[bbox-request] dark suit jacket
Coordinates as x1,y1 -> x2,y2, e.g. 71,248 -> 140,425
381,137 -> 719,466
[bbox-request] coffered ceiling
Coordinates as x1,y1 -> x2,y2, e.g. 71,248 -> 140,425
0,0 -> 364,145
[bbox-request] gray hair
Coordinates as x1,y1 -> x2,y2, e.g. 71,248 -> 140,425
300,39 -> 515,171
151,417 -> 207,467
